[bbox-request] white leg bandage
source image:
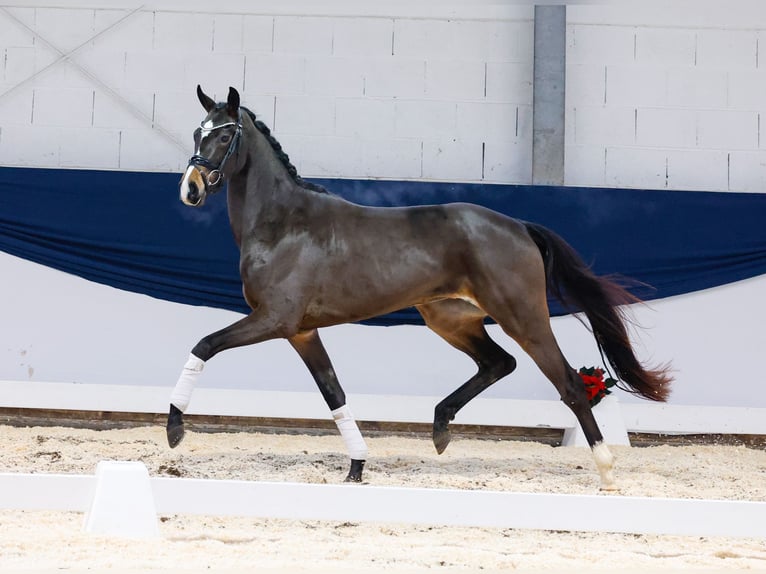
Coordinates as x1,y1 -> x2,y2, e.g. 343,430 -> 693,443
592,441 -> 617,490
332,404 -> 368,460
169,353 -> 205,412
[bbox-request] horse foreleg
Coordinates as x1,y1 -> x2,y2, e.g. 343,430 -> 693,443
167,353 -> 205,448
289,329 -> 368,483
166,312 -> 287,449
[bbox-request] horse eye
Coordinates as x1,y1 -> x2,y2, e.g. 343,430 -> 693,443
220,134 -> 231,143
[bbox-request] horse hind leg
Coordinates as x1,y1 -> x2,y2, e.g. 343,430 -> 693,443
417,300 -> 517,454
492,303 -> 617,490
289,329 -> 368,483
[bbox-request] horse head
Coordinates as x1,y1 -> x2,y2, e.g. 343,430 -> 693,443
179,85 -> 243,206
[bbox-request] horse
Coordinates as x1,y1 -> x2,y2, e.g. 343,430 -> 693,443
167,85 -> 672,489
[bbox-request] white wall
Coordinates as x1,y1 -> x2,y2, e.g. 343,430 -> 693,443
1,2 -> 765,412
1,250 -> 763,408
566,2 -> 766,191
0,2 -> 534,183
3,2 -> 766,190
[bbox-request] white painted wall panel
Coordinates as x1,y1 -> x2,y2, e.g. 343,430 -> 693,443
566,4 -> 766,191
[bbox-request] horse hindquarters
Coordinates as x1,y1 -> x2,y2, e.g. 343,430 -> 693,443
466,228 -> 617,488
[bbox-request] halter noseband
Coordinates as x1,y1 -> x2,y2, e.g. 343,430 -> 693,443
187,112 -> 243,187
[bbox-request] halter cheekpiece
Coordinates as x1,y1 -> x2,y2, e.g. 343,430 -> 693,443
187,111 -> 243,187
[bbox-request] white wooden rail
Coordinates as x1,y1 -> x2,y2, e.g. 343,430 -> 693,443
0,463 -> 764,540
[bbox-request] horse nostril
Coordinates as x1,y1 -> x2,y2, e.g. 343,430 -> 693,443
187,181 -> 200,205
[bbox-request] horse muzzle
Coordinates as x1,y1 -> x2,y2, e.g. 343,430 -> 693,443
179,165 -> 207,206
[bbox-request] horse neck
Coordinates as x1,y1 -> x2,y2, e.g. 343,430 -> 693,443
226,123 -> 301,247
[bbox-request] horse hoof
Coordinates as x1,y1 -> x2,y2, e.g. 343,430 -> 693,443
167,424 -> 185,448
433,426 -> 451,455
166,404 -> 185,449
344,459 -> 365,483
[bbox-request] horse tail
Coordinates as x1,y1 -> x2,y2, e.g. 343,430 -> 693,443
524,222 -> 671,402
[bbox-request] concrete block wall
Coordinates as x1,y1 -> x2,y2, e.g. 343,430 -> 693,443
3,2 -> 766,192
566,4 -> 766,192
0,3 -> 535,183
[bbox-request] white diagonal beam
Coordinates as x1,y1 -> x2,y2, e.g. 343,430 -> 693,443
0,5 -> 187,154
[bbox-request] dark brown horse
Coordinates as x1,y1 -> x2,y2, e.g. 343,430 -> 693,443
167,86 -> 671,489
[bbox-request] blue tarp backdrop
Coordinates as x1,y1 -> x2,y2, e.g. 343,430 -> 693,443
1,166 -> 765,325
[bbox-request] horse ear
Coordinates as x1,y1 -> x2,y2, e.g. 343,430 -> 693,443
226,86 -> 240,118
197,85 -> 215,113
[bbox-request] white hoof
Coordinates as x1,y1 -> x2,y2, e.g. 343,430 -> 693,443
591,441 -> 617,490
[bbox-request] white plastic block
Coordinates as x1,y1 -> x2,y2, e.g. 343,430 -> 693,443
564,144 -> 606,187
360,138 -> 423,179
364,58 -> 425,98
32,87 -> 94,128
239,93 -> 276,127
242,15 -> 275,53
93,9 -> 154,52
118,128 -> 186,172
3,47 -> 36,86
425,60 -> 485,100
153,11 -> 213,52
394,20 -> 490,60
486,20 -> 534,62
605,146 -> 667,190
83,461 -> 159,539
182,54 -> 245,95
696,29 -> 758,68
728,150 -> 766,192
485,61 -> 533,103
59,127 -> 121,169
697,110 -> 758,150
244,54 -> 305,95
483,138 -> 532,184
605,64 -> 666,106
33,7 -> 94,52
154,90 -> 209,135
0,125 -> 59,167
304,57 -> 365,97
292,135 -> 361,178
666,149 -> 729,191
0,12 -> 35,47
422,139 -> 482,181
567,25 -> 635,65
274,95 -> 335,136
335,97 -> 396,138
124,51 -> 186,91
666,67 -> 728,108
92,89 -> 154,130
456,102 -> 519,143
635,108 -> 697,148
634,27 -> 696,66
561,394 -> 630,447
75,49 -> 129,92
0,85 -> 34,126
296,136 -> 423,180
332,18 -> 393,57
566,64 -> 607,106
728,68 -> 766,110
213,14 -> 244,53
274,16 -> 333,55
394,100 -> 457,139
572,105 -> 635,146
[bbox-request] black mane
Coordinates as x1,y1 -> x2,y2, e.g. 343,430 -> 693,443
241,107 -> 330,195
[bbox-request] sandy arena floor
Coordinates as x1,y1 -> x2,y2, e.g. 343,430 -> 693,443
0,423 -> 765,572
